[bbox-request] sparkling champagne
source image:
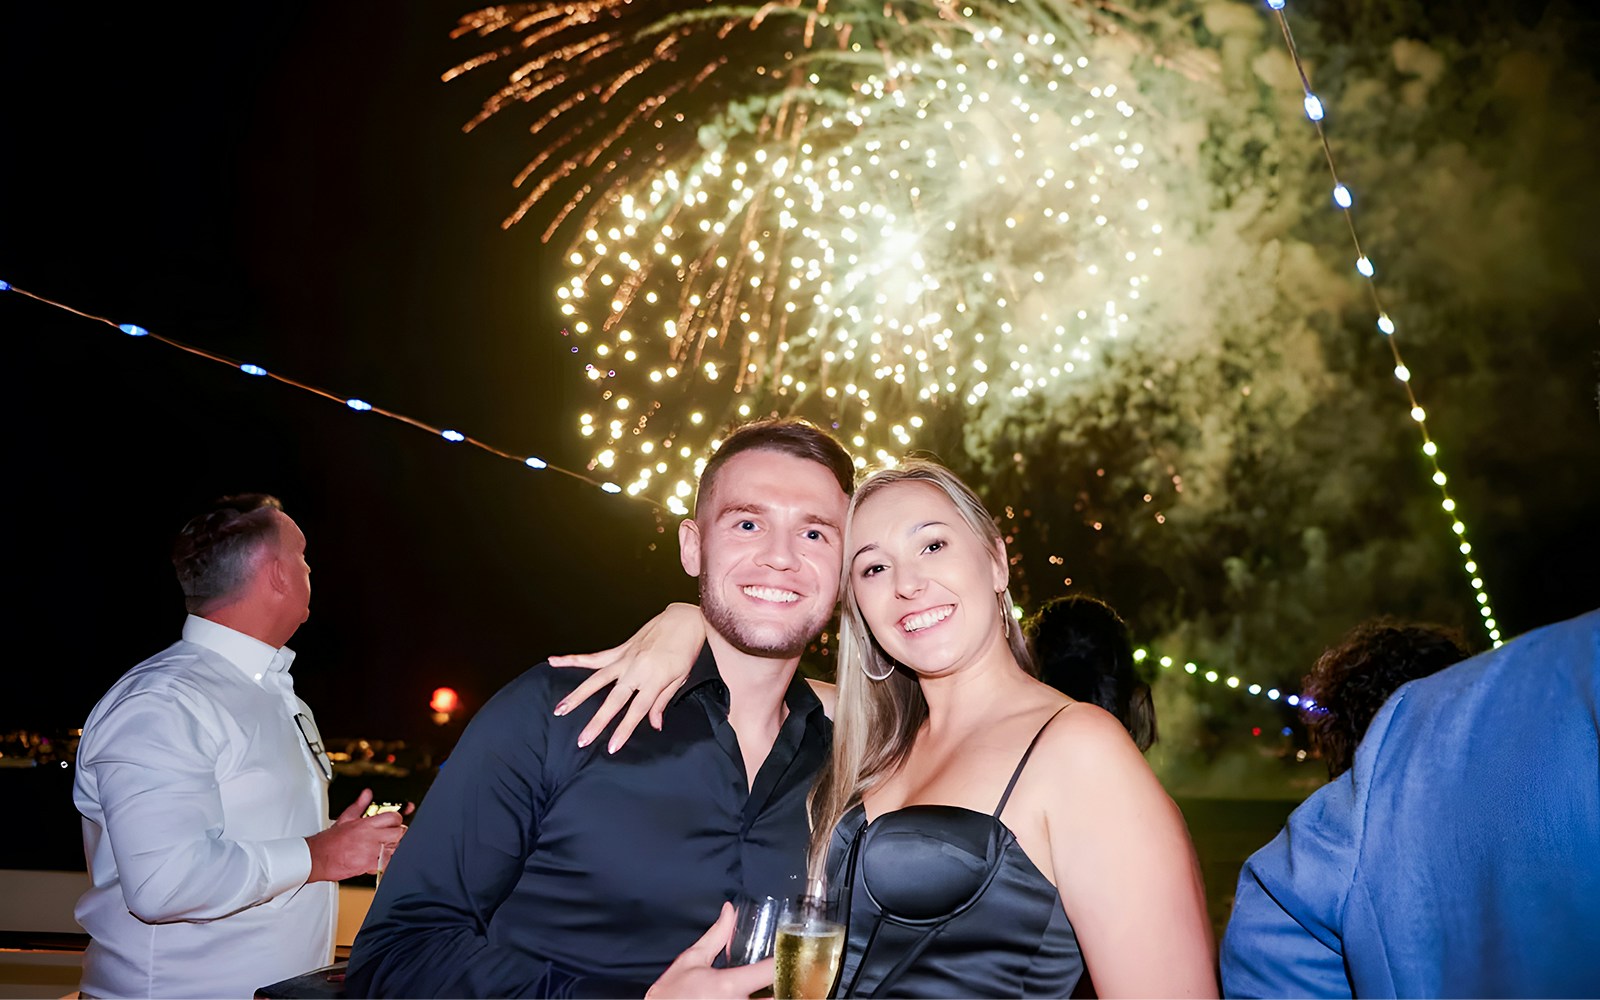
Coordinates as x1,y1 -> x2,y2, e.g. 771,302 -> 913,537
774,922 -> 844,999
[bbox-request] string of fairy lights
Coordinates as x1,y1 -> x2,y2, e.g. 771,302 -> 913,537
7,0 -> 1506,708
1260,0 -> 1501,648
1134,647 -> 1322,715
6,273 -> 1454,714
0,279 -> 654,507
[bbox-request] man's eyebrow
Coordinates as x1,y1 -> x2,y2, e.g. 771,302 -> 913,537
718,503 -> 841,534
810,514 -> 843,534
717,503 -> 770,519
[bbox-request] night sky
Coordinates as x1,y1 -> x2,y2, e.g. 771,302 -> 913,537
5,1 -> 1598,745
5,2 -> 693,740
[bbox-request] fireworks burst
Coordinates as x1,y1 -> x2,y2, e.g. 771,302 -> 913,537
453,1 -> 1170,511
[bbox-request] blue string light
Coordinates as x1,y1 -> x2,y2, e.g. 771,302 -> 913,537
1303,94 -> 1325,121
1136,647 -> 1316,718
1266,0 -> 1286,9
5,280 -> 655,506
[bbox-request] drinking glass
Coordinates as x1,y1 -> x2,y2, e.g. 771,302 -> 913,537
723,894 -> 782,967
773,881 -> 844,1000
375,841 -> 395,888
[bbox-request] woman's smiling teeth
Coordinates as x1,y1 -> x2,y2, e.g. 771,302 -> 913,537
900,605 -> 955,633
743,585 -> 800,604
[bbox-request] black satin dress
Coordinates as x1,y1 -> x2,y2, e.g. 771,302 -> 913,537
823,708 -> 1083,998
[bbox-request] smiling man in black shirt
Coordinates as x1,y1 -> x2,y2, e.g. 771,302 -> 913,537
347,420 -> 853,998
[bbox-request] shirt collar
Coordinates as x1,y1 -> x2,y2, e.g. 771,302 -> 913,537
182,614 -> 296,682
668,643 -> 727,708
781,664 -> 826,724
667,642 -> 827,723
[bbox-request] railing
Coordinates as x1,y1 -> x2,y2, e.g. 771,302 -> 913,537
0,870 -> 375,999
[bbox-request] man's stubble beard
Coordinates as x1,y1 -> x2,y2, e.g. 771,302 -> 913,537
700,578 -> 830,659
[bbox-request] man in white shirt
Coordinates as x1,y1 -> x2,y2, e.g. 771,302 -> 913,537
74,494 -> 405,999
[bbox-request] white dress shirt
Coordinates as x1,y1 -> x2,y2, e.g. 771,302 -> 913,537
74,616 -> 337,998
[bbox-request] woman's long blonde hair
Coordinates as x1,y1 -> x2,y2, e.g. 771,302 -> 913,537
807,461 -> 1034,875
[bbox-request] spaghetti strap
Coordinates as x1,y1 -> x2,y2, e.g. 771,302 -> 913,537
993,705 -> 1070,817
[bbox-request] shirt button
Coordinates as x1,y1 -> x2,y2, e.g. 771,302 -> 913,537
254,673 -> 263,681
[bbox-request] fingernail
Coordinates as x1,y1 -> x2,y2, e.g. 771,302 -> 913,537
554,701 -> 568,716
607,739 -> 620,754
577,733 -> 592,748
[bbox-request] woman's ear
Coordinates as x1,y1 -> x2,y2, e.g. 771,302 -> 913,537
991,536 -> 1010,593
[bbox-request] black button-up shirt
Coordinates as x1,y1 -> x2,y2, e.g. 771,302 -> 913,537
347,644 -> 831,998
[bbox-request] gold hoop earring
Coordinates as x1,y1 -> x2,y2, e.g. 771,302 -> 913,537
862,656 -> 896,682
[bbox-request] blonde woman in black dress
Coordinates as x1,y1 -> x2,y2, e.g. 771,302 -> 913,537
560,462 -> 1215,997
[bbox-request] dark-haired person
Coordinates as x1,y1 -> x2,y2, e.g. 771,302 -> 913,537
1026,596 -> 1157,753
74,495 -> 406,999
1300,619 -> 1469,779
347,419 -> 853,998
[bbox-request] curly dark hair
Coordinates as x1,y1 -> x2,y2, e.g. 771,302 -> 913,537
1025,595 -> 1157,752
1302,619 -> 1471,778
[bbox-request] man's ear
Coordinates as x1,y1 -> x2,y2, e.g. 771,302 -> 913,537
263,548 -> 289,597
679,518 -> 703,577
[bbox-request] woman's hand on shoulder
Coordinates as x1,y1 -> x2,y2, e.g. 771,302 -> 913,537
548,602 -> 707,752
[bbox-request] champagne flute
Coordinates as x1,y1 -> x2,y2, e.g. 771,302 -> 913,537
375,841 -> 394,888
366,801 -> 403,888
723,894 -> 782,967
774,880 -> 844,1000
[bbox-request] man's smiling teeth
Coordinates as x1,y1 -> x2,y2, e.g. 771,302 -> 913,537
743,585 -> 800,604
901,606 -> 954,633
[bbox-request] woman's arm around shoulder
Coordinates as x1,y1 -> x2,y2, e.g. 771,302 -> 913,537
1039,705 -> 1218,998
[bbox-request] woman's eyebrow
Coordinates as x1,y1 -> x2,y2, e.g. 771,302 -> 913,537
850,521 -> 948,562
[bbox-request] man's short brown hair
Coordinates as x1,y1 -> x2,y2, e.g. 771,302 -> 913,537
695,419 -> 854,515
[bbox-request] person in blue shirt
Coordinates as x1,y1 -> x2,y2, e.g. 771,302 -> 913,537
1221,609 -> 1600,998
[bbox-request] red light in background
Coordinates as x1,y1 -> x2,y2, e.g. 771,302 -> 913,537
1251,727 -> 1262,737
430,687 -> 460,714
